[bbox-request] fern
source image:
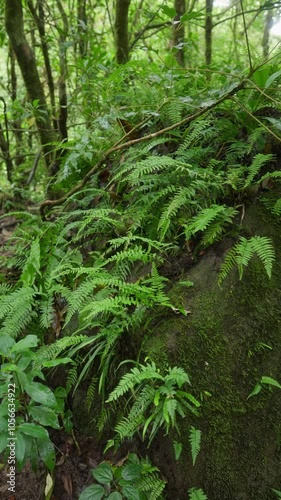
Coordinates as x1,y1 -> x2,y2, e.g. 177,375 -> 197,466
218,236 -> 275,284
0,286 -> 37,338
243,153 -> 274,188
184,205 -> 237,245
189,426 -> 201,466
188,488 -> 208,500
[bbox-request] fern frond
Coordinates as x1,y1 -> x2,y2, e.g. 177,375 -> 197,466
188,488 -> 208,500
35,335 -> 88,364
184,205 -> 237,242
219,236 -> 275,284
243,154 -> 274,188
107,362 -> 163,402
189,426 -> 201,466
0,286 -> 37,338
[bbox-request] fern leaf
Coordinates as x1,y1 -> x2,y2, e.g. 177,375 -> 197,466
218,236 -> 274,284
188,487 -> 208,500
189,426 -> 201,466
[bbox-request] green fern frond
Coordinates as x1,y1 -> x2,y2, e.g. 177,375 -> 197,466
66,365 -> 78,394
243,153 -> 274,188
177,118 -> 212,153
184,205 -> 237,243
86,376 -> 98,412
188,488 -> 208,500
158,186 -> 196,240
39,296 -> 55,329
0,286 -> 37,338
189,426 -> 201,466
218,236 -> 275,284
107,362 -> 162,402
35,335 -> 88,364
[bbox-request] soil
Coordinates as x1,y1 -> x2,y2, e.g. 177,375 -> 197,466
0,431 -> 102,500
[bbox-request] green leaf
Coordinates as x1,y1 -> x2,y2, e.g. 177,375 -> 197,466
247,383 -> 262,399
92,462 -> 113,484
173,440 -> 183,461
42,357 -> 74,368
272,489 -> 281,499
29,405 -> 60,429
11,335 -> 39,352
189,487 -> 208,500
15,432 -> 26,466
122,484 -> 140,500
0,432 -> 9,454
265,69 -> 281,88
63,409 -> 73,434
25,382 -> 57,409
37,437 -> 56,472
108,493 -> 123,500
0,335 -> 15,355
261,376 -> 281,389
161,6 -> 176,18
189,426 -> 201,466
121,463 -> 142,481
18,422 -> 49,439
0,417 -> 7,432
181,11 -> 204,22
79,484 -> 105,500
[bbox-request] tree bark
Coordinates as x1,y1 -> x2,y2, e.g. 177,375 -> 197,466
5,0 -> 57,170
262,9 -> 273,58
173,0 -> 186,67
115,0 -> 131,64
205,0 -> 213,67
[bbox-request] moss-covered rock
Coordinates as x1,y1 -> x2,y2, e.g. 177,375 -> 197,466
143,202 -> 281,499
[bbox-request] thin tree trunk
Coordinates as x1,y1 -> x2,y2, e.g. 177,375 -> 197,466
27,0 -> 57,131
77,0 -> 88,57
173,0 -> 186,67
205,0 -> 213,67
262,9 -> 273,58
115,0 -> 131,64
5,0 -> 57,171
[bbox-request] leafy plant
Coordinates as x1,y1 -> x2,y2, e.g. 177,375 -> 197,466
0,334 -> 73,471
248,376 -> 281,399
106,362 -> 200,447
79,453 -> 166,500
188,488 -> 208,500
218,236 -> 275,284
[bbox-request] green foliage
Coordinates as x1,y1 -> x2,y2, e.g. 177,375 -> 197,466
189,426 -> 201,466
248,376 -> 281,399
188,488 -> 208,500
0,334 -> 73,471
79,454 -> 166,500
218,236 -> 275,284
107,362 -> 200,447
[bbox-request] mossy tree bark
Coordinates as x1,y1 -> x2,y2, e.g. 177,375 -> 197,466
173,0 -> 186,67
115,0 -> 131,64
4,0 -> 58,172
205,0 -> 213,67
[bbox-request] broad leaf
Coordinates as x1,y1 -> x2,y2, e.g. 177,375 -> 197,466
92,462 -> 113,484
79,484 -> 105,500
29,405 -> 60,429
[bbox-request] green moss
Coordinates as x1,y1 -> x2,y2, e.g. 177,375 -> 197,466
143,203 -> 281,499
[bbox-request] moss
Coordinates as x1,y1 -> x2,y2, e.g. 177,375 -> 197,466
144,203 -> 281,499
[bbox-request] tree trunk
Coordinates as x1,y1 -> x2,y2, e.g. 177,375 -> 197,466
115,0 -> 131,64
262,9 -> 273,58
205,0 -> 213,67
77,0 -> 88,57
5,0 -> 57,171
173,0 -> 186,67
